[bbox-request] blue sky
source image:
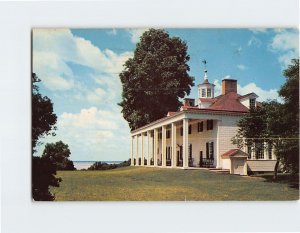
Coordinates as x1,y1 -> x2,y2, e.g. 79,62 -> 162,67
32,28 -> 299,161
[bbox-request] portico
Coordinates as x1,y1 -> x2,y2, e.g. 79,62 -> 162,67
130,111 -> 229,169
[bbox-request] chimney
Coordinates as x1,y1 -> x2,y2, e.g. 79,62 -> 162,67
222,79 -> 237,95
183,98 -> 195,107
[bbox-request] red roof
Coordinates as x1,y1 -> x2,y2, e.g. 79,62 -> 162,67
208,92 -> 249,112
221,149 -> 248,158
199,98 -> 215,103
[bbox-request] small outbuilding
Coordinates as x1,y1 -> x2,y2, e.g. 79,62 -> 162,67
221,149 -> 248,175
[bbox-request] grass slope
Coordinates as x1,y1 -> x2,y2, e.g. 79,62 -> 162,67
51,167 -> 299,201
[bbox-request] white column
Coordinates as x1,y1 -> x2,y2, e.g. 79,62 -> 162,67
264,141 -> 268,160
141,133 -> 144,166
272,144 -> 275,160
171,123 -> 177,168
154,129 -> 158,167
162,125 -> 167,167
147,131 -> 150,166
182,118 -> 189,168
136,135 -> 139,166
131,136 -> 134,166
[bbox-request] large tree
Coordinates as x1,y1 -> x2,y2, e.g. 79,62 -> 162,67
233,59 -> 299,177
32,73 -> 57,153
119,29 -> 194,130
42,141 -> 75,171
276,59 -> 299,174
32,73 -> 61,201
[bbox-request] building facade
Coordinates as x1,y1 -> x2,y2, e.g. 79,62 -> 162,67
130,68 -> 277,175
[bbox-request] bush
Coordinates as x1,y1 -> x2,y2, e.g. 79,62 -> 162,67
88,159 -> 131,170
32,156 -> 61,201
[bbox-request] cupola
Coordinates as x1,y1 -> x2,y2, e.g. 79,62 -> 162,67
197,60 -> 215,99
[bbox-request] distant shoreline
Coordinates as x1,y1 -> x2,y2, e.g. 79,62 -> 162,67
73,161 -> 124,170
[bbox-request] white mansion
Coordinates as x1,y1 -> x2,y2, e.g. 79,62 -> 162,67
130,68 -> 276,175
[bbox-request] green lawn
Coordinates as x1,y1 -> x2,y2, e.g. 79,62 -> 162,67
51,167 -> 299,201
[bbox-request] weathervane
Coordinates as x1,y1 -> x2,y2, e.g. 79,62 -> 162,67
202,59 -> 208,80
202,59 -> 207,70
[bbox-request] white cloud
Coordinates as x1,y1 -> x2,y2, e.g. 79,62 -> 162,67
237,83 -> 279,102
249,28 -> 268,34
43,76 -> 74,91
33,29 -> 133,91
33,29 -> 133,161
247,36 -> 262,47
36,106 -> 131,161
126,28 -> 148,43
107,28 -> 117,36
270,29 -> 299,68
237,64 -> 247,71
60,107 -> 118,130
213,79 -> 222,96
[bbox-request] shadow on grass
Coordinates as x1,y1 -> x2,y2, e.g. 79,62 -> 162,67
257,173 -> 299,190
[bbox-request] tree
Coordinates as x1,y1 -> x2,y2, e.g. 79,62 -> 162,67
32,73 -> 61,201
119,29 -> 194,130
233,101 -> 285,178
32,156 -> 61,201
32,73 -> 57,153
42,141 -> 75,170
276,59 -> 299,174
233,59 -> 299,178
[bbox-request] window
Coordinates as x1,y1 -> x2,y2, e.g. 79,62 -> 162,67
206,142 -> 214,159
201,88 -> 206,97
179,146 -> 183,160
206,142 -> 209,158
189,101 -> 194,106
189,144 -> 192,159
268,143 -> 273,159
166,147 -> 171,160
166,130 -> 170,139
180,127 -> 183,136
249,98 -> 255,109
209,142 -> 214,159
207,120 -> 213,130
255,143 -> 264,159
158,132 -> 162,139
198,121 -> 203,132
188,125 -> 192,134
207,88 -> 211,97
247,145 -> 252,159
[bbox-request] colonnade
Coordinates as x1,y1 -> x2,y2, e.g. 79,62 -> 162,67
130,119 -> 190,168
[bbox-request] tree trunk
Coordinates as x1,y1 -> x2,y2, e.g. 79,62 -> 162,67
273,160 -> 279,180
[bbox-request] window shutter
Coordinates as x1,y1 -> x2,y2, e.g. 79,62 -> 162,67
189,125 -> 192,134
207,120 -> 209,130
189,144 -> 192,158
211,142 -> 214,159
211,120 -> 213,130
206,142 -> 209,158
197,122 -> 200,132
180,127 -> 183,136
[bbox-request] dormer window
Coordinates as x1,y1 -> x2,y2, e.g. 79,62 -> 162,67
249,98 -> 255,109
201,89 -> 206,97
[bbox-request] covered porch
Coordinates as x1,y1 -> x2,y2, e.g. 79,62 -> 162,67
130,112 -> 223,169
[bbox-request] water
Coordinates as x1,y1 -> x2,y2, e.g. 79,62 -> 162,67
73,161 -> 123,170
